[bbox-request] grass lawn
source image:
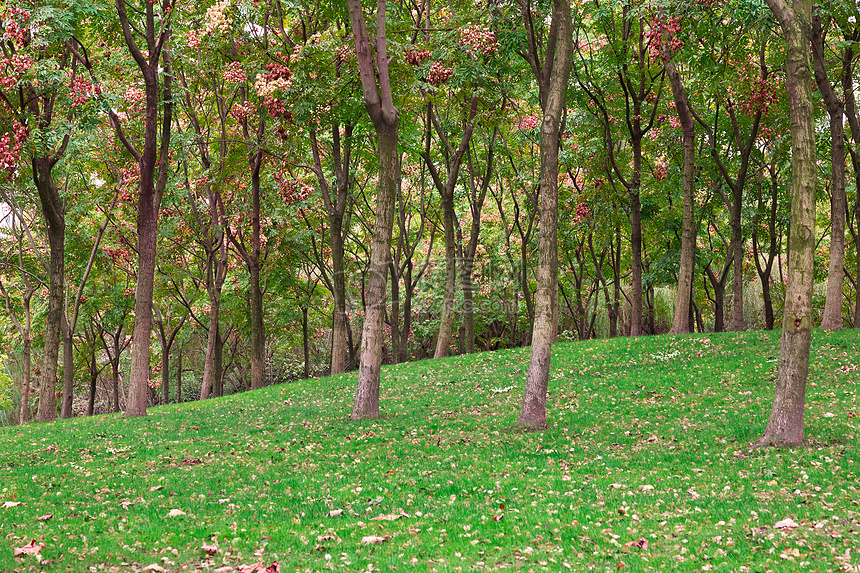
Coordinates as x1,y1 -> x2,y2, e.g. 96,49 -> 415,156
1,328 -> 859,572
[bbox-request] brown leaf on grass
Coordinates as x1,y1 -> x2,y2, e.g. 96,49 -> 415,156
238,562 -> 280,573
202,542 -> 219,554
213,567 -> 233,573
166,509 -> 186,517
316,534 -> 341,543
361,535 -> 391,544
35,514 -> 52,521
142,565 -> 166,572
328,509 -> 343,517
622,537 -> 648,550
13,539 -> 45,556
492,514 -> 504,522
370,510 -> 410,521
3,501 -> 23,509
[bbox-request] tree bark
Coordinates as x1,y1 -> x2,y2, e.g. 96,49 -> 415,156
518,0 -> 573,428
348,0 -> 400,419
33,158 -> 64,422
664,47 -> 696,335
114,0 -> 174,418
756,0 -> 816,447
812,15 -> 846,330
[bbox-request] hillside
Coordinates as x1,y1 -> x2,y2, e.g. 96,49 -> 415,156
1,329 -> 859,572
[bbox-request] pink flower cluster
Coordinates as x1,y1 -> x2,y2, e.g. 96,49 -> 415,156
187,29 -> 200,49
2,6 -> 30,48
458,25 -> 499,57
739,75 -> 780,116
223,61 -> 246,84
517,115 -> 540,130
427,61 -> 452,86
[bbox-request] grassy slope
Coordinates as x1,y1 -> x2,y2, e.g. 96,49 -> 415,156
1,329 -> 859,572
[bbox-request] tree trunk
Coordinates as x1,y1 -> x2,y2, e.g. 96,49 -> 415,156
347,0 -> 400,420
812,15 -> 846,330
518,0 -> 573,428
61,315 -> 73,418
200,291 -> 221,399
33,158 -> 64,422
302,307 -> 310,378
664,51 -> 696,335
248,155 -> 266,391
434,189 -> 457,358
330,216 -> 348,374
756,0 -> 816,447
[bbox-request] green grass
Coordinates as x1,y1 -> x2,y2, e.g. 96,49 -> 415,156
1,329 -> 859,572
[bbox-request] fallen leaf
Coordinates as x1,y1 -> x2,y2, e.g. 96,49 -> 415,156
361,535 -> 391,544
213,567 -> 233,573
150,485 -> 163,492
238,562 -> 280,573
35,514 -> 53,522
408,528 -> 421,534
167,509 -> 186,517
142,565 -> 166,572
370,510 -> 410,522
328,509 -> 343,517
609,483 -> 625,489
492,514 -> 504,522
637,485 -> 654,492
774,518 -> 799,529
687,488 -> 700,500
3,501 -> 23,509
623,537 -> 648,550
202,542 -> 218,554
316,535 -> 340,543
13,540 -> 45,556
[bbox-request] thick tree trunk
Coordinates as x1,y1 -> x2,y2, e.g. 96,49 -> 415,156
518,0 -> 572,429
200,291 -> 221,399
347,0 -> 400,419
352,125 -> 398,418
756,0 -> 816,447
33,158 -> 64,422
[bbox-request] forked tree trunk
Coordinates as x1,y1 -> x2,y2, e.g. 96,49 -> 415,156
756,0 -> 816,447
518,0 -> 573,428
113,0 -> 174,418
347,0 -> 400,419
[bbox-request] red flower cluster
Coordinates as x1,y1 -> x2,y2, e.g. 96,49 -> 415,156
0,120 -> 27,174
646,17 -> 683,61
404,49 -> 431,65
739,75 -> 780,116
70,76 -> 101,107
572,201 -> 590,225
275,173 -> 312,204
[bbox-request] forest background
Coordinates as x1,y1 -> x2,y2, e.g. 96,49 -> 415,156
0,0 -> 857,433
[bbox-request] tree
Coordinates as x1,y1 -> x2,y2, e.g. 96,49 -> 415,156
517,0 -> 573,428
347,0 -> 400,420
755,0 -> 817,447
110,0 -> 175,417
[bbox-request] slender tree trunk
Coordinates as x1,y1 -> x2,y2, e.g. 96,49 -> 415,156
247,155 -> 266,391
61,315 -> 73,418
302,307 -> 310,378
664,51 -> 696,335
331,217 -> 348,374
812,15 -> 846,330
731,187 -> 744,331
629,144 -> 644,337
200,292 -> 221,399
87,347 -> 97,417
756,0 -> 817,447
518,0 -> 573,428
21,333 -> 31,424
434,189 -> 457,358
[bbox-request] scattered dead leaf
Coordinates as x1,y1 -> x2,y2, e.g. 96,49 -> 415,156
361,535 -> 391,544
13,539 -> 45,556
